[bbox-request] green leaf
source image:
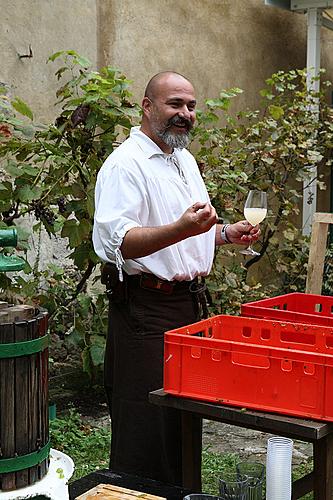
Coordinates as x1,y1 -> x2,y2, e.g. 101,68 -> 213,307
77,294 -> 91,313
90,341 -> 105,367
12,97 -> 33,120
268,105 -> 284,120
16,185 -> 42,202
283,229 -> 295,241
61,219 -> 91,248
21,165 -> 40,177
86,184 -> 95,218
81,347 -> 92,377
76,55 -> 91,68
4,161 -> 21,177
307,150 -> 323,163
56,468 -> 64,480
48,51 -> 64,62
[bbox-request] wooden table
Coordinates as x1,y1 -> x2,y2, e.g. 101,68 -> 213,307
149,389 -> 333,499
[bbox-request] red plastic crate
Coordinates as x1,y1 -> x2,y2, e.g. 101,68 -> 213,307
241,292 -> 333,326
163,315 -> 333,421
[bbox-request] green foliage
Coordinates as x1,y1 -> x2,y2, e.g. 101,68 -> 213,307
202,447 -> 241,495
0,50 -> 140,376
1,55 -> 332,374
0,49 -> 140,270
193,69 -> 333,308
50,408 -> 110,481
322,242 -> 333,296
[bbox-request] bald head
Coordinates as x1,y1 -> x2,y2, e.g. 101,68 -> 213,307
141,71 -> 196,153
144,71 -> 192,101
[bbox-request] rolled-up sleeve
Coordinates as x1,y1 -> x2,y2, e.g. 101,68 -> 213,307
93,161 -> 148,272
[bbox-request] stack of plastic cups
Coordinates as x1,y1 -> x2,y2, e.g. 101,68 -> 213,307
266,436 -> 293,500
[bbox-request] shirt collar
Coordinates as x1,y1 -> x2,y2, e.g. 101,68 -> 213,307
130,126 -> 179,160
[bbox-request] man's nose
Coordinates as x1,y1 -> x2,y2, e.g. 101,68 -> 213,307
178,106 -> 192,120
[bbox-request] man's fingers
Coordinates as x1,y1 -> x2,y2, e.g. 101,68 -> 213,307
198,206 -> 217,223
191,201 -> 207,211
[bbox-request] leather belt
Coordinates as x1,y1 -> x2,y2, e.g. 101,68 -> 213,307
127,272 -> 196,295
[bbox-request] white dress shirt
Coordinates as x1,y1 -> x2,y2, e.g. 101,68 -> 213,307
93,126 -> 216,281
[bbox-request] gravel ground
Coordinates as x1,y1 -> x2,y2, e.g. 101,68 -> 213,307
202,420 -> 312,466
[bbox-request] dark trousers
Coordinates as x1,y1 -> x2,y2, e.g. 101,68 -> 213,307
104,278 -> 201,485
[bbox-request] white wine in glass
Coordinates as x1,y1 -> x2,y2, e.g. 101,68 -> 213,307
240,190 -> 267,256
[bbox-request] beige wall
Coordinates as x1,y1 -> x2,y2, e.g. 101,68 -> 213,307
97,0 -> 333,110
1,0 -> 97,122
1,0 -> 333,212
2,0 -> 333,122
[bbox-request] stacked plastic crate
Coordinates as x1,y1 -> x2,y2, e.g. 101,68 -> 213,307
163,293 -> 333,421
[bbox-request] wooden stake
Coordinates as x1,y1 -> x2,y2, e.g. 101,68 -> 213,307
306,212 -> 333,294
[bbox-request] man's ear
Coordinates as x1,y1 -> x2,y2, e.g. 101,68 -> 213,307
142,97 -> 152,117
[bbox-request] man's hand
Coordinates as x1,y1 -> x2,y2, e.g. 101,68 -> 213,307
218,220 -> 261,246
121,202 -> 217,259
176,202 -> 218,238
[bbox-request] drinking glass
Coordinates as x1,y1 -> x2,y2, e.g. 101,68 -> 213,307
236,461 -> 265,500
218,472 -> 249,499
240,190 -> 267,256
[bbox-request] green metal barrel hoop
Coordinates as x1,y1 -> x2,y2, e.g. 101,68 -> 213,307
0,441 -> 51,473
0,334 -> 49,358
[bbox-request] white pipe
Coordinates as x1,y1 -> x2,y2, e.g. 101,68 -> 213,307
302,7 -> 322,235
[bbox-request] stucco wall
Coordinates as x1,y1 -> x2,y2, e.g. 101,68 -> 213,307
2,0 -> 332,128
1,0 -> 97,122
1,0 -> 332,231
97,0 -> 333,109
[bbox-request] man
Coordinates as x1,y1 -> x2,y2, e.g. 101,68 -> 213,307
93,71 -> 259,485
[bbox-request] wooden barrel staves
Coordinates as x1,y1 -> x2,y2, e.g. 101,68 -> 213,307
0,303 -> 49,491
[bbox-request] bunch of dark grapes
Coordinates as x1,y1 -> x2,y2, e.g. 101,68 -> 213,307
31,200 -> 56,226
57,197 -> 67,214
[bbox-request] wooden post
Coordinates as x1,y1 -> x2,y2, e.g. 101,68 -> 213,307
306,212 -> 333,294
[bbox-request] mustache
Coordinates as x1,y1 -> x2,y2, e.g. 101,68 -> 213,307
165,115 -> 193,131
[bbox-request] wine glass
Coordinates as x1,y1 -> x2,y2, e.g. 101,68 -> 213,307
240,190 -> 267,256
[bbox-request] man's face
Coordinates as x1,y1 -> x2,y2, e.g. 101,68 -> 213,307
145,75 -> 196,150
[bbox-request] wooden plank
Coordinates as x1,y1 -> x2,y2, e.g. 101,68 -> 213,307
313,433 -> 333,499
75,483 -> 166,500
27,318 -> 38,484
0,311 -> 9,323
181,412 -> 202,491
14,321 -> 29,488
0,323 -> 16,490
292,472 -> 313,498
313,213 -> 333,224
149,390 -> 333,441
306,220 -> 329,294
306,212 -> 333,294
37,312 -> 49,479
0,305 -> 35,324
7,305 -> 35,322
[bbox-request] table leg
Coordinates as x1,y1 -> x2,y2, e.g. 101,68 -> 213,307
181,411 -> 202,491
313,433 -> 333,499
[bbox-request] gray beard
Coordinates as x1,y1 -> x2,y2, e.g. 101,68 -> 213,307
155,128 -> 191,150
